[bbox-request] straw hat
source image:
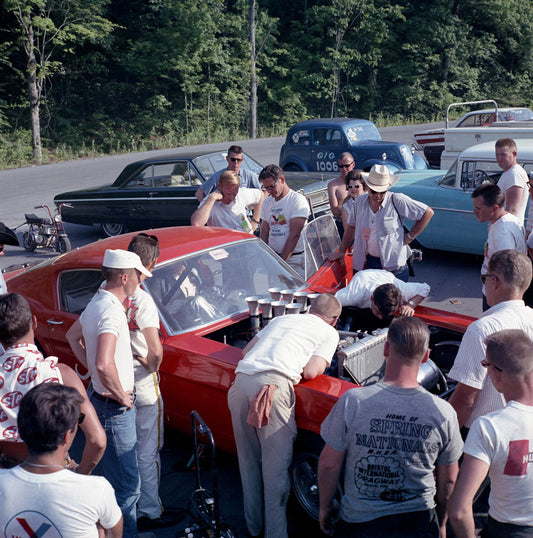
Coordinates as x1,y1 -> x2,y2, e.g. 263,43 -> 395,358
364,164 -> 400,192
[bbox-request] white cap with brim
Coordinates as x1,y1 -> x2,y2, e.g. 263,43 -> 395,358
102,249 -> 152,277
364,164 -> 400,193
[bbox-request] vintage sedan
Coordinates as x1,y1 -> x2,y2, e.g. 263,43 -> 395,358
279,118 -> 427,174
390,139 -> 533,256
54,150 -> 333,237
4,219 -> 472,519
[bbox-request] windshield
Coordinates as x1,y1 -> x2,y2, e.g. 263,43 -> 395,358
345,123 -> 382,143
501,108 -> 533,122
144,238 -> 306,335
192,152 -> 262,179
438,159 -> 458,187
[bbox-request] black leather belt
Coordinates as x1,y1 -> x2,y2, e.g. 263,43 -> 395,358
90,391 -> 122,406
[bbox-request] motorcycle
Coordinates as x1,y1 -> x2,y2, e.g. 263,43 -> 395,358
18,204 -> 72,253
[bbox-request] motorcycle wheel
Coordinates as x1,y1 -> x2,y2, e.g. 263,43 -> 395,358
22,232 -> 37,252
56,235 -> 71,253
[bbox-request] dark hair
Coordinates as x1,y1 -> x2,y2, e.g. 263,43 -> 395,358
259,164 -> 284,182
128,233 -> 160,268
345,169 -> 367,190
373,284 -> 402,319
472,182 -> 504,207
486,329 -> 533,377
0,293 -> 33,347
18,383 -> 83,455
488,249 -> 532,293
338,152 -> 353,163
387,316 -> 429,361
227,145 -> 243,156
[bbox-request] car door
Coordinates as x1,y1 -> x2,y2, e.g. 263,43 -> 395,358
115,161 -> 201,228
310,127 -> 344,173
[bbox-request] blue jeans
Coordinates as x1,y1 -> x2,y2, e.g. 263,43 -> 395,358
365,254 -> 409,282
90,390 -> 140,538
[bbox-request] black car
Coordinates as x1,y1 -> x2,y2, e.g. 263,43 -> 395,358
55,150 -> 334,236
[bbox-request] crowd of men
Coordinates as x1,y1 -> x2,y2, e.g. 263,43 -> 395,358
0,137 -> 532,537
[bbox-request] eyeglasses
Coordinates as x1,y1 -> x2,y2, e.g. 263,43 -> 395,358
481,359 -> 503,373
78,413 -> 86,426
229,157 -> 243,163
339,162 -> 354,169
262,178 -> 280,191
480,273 -> 497,284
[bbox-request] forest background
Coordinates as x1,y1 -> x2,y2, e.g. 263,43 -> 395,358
1,0 -> 532,167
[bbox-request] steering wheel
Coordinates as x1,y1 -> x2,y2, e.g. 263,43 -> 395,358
473,169 -> 490,187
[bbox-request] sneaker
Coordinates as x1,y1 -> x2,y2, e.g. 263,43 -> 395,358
137,508 -> 185,530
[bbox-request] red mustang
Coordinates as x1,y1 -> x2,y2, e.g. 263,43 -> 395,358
4,219 -> 474,519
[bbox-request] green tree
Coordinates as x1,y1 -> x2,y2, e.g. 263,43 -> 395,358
4,0 -> 116,163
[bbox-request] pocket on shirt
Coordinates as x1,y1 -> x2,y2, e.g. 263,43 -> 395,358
383,216 -> 400,235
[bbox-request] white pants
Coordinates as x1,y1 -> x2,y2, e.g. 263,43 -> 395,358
135,394 -> 164,519
228,371 -> 296,538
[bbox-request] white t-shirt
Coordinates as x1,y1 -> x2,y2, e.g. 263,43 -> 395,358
0,272 -> 6,295
498,164 -> 529,225
0,344 -> 62,442
0,466 -> 122,536
199,187 -> 262,233
126,286 -> 161,406
335,269 -> 430,308
449,300 -> 533,427
260,190 -> 309,254
235,313 -> 339,384
481,213 -> 525,285
465,401 -> 533,525
80,288 -> 134,395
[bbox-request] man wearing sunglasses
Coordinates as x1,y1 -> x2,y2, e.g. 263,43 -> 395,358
472,182 -> 526,311
449,329 -> 533,537
195,145 -> 261,201
259,164 -> 310,277
328,152 -> 356,237
448,249 -> 533,435
0,383 -> 123,537
0,293 -> 106,474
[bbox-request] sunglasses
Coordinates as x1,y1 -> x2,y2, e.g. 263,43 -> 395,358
480,359 -> 503,373
262,178 -> 280,191
229,157 -> 243,163
339,162 -> 354,169
480,273 -> 497,284
78,413 -> 86,426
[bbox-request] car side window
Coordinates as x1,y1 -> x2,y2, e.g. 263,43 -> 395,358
313,128 -> 343,146
59,270 -> 104,314
289,129 -> 311,146
168,162 -> 202,186
460,160 -> 501,190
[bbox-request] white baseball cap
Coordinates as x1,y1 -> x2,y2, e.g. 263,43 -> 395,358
102,249 -> 152,277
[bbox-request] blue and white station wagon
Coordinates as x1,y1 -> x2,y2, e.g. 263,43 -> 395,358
279,118 -> 427,174
391,139 -> 533,255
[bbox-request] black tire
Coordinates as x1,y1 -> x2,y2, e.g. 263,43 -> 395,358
56,235 -> 71,253
284,163 -> 303,172
290,431 -> 342,522
101,223 -> 127,237
22,232 -> 37,252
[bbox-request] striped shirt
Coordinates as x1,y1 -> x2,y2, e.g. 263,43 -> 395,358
449,300 -> 533,427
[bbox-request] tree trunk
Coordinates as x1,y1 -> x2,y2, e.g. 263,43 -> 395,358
249,0 -> 257,139
26,17 -> 42,164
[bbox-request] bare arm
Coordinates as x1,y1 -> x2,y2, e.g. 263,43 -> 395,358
66,319 -> 88,369
136,326 -> 163,372
260,219 -> 270,245
194,187 -> 206,202
95,333 -> 133,408
302,355 -> 328,380
397,294 -> 425,316
329,224 -> 354,261
404,207 -> 434,245
448,382 -> 480,429
328,181 -> 344,217
249,192 -> 265,232
435,461 -> 459,537
504,185 -> 524,217
191,192 -> 222,226
58,363 -> 106,474
448,455 -> 489,538
318,444 -> 346,536
280,216 -> 307,261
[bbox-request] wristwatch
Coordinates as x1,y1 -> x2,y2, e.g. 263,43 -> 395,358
407,300 -> 416,307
